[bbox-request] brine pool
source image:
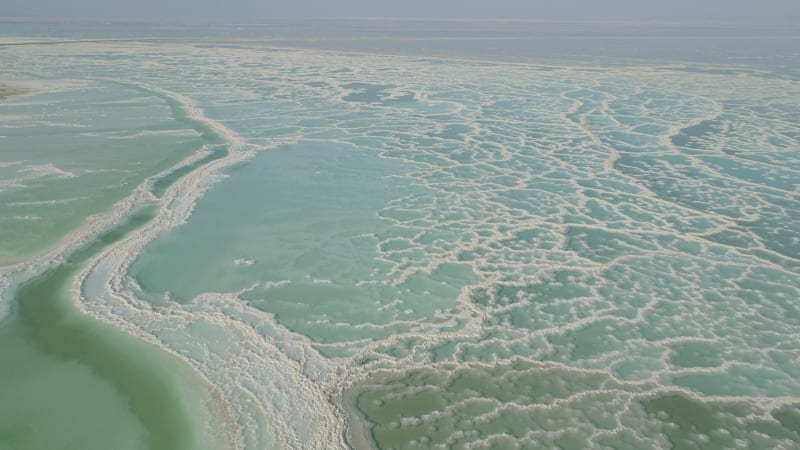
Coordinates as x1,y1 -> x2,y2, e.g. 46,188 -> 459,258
0,39 -> 799,449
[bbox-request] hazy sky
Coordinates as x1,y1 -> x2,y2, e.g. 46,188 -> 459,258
4,0 -> 799,24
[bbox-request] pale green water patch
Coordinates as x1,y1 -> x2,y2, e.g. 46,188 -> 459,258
669,341 -> 725,368
132,141 -> 479,349
349,363 -> 799,450
133,141 -> 412,301
0,323 -> 149,450
643,395 -> 800,449
0,81 -> 210,264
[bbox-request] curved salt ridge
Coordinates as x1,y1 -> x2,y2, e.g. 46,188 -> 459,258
73,83 -> 350,449
0,78 -> 191,295
7,41 -> 796,448
0,158 -> 141,314
0,78 -> 248,449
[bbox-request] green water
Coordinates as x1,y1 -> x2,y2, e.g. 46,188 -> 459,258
0,80 -> 230,450
352,363 -> 800,449
0,208 -> 228,450
1,35 -> 799,450
97,43 -> 799,448
132,142 -> 479,355
0,81 -> 210,264
0,327 -> 149,450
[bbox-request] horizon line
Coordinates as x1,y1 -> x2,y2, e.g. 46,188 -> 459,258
1,16 -> 798,27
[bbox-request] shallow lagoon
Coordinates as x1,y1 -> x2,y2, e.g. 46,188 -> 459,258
0,81 -> 211,263
0,76 -> 232,450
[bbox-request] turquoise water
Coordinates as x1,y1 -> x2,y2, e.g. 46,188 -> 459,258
1,24 -> 799,450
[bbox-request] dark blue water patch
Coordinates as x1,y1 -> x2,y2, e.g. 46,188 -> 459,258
341,82 -> 396,103
740,206 -> 800,260
670,119 -> 724,148
779,129 -> 800,143
613,154 -> 748,219
700,155 -> 799,191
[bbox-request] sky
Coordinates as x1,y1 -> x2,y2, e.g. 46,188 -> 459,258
3,0 -> 799,24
